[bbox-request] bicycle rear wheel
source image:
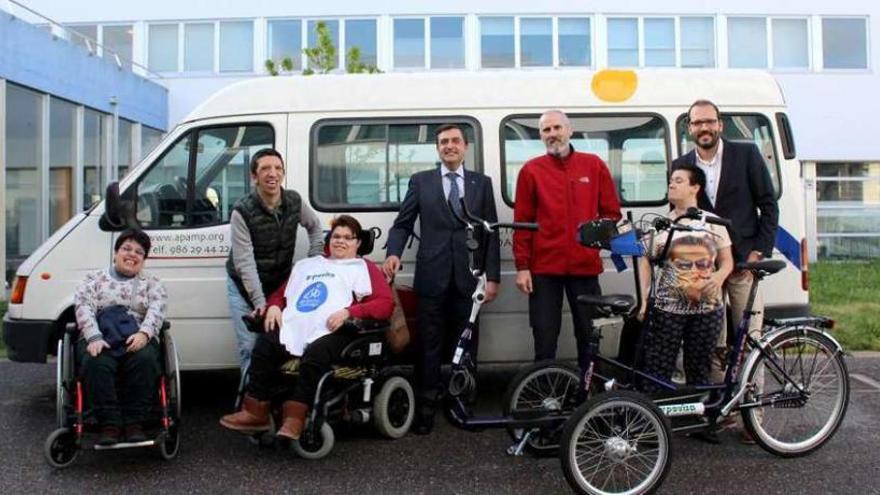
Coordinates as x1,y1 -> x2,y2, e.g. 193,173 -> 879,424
560,390 -> 671,495
742,328 -> 849,457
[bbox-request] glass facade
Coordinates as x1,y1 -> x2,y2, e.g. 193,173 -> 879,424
184,23 -> 214,72
148,24 -> 179,72
307,20 -> 339,70
219,21 -> 254,72
728,17 -> 768,68
102,25 -> 133,68
268,20 -> 302,70
816,162 -> 880,258
83,108 -> 106,210
680,17 -> 715,67
346,19 -> 377,68
772,18 -> 809,69
480,17 -> 515,68
520,18 -> 552,67
644,18 -> 675,67
607,18 -> 638,67
558,18 -> 591,67
49,97 -> 76,232
822,18 -> 868,69
430,17 -> 465,69
394,18 -> 425,68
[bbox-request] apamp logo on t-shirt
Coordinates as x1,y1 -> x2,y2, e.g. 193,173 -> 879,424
296,281 -> 329,312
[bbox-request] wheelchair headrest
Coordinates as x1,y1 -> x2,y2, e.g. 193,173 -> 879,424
324,226 -> 382,256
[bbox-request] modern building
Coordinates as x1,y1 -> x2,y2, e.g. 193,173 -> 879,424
1,0 -> 878,279
0,1 -> 168,288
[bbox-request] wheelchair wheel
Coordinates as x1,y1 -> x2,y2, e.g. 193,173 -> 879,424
163,331 -> 183,419
44,428 -> 78,469
373,376 -> 415,439
156,426 -> 181,461
560,390 -> 671,495
503,361 -> 580,454
742,328 -> 849,458
56,335 -> 74,428
292,422 -> 335,460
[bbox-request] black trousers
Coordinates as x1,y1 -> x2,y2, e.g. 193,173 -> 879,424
529,275 -> 600,369
77,339 -> 161,427
247,328 -> 355,405
639,307 -> 724,393
415,288 -> 477,404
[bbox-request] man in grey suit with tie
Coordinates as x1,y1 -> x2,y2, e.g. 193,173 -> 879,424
383,124 -> 500,435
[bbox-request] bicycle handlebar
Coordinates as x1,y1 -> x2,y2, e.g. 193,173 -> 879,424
449,198 -> 538,232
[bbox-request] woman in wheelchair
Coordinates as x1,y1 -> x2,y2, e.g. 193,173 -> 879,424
73,229 -> 168,445
220,214 -> 394,440
636,165 -> 733,392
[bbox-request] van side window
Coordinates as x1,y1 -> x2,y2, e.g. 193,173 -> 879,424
135,124 -> 274,228
676,113 -> 781,198
501,114 -> 670,206
311,119 -> 481,211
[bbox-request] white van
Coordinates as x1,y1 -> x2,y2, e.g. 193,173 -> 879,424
3,70 -> 809,369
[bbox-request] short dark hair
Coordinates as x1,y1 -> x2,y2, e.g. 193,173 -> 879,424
114,229 -> 152,258
687,99 -> 721,122
434,124 -> 468,145
330,214 -> 363,239
249,148 -> 284,175
672,163 -> 707,194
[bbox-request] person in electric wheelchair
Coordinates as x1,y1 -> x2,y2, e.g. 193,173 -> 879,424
220,215 -> 403,445
45,229 -> 181,469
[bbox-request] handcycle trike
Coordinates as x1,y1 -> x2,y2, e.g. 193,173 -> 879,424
442,199 -> 849,495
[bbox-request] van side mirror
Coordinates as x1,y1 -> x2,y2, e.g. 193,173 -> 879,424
99,182 -> 132,231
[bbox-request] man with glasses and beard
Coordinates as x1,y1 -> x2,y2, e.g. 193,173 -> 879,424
672,100 -> 779,443
513,109 -> 621,376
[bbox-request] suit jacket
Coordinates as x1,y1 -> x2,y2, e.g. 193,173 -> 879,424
386,165 -> 500,297
672,140 -> 779,262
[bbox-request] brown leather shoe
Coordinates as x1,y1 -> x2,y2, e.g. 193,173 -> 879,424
219,395 -> 271,432
277,401 -> 308,440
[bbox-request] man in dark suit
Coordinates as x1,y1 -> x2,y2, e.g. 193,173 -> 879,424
672,99 -> 779,443
383,124 -> 500,435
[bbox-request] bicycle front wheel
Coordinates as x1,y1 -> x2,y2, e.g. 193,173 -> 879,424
742,328 -> 849,457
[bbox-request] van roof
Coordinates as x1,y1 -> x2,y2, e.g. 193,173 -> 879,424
182,69 -> 785,123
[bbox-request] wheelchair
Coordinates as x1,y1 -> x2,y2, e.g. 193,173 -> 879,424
233,225 -> 415,459
44,321 -> 182,468
237,316 -> 415,459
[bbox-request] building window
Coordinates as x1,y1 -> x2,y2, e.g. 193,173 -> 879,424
728,17 -> 768,68
49,97 -> 76,232
268,20 -> 302,70
141,127 -> 164,160
431,17 -> 465,69
558,17 -> 591,67
607,18 -> 639,67
66,24 -> 97,53
184,23 -> 215,72
816,162 -> 880,258
5,84 -> 43,282
219,21 -> 254,72
644,18 -> 675,67
118,119 -> 133,179
312,119 -> 480,210
102,25 -> 133,68
307,20 -> 339,70
148,24 -> 179,72
394,18 -> 425,69
822,18 -> 868,69
83,108 -> 106,209
480,17 -> 515,68
680,17 -> 715,68
772,18 -> 809,69
520,17 -> 552,67
345,19 -> 377,68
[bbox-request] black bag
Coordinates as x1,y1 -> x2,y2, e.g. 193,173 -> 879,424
96,305 -> 140,357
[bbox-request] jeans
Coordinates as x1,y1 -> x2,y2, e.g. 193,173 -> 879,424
227,276 -> 256,375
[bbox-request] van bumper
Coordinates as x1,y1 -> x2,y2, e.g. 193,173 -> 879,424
2,315 -> 54,363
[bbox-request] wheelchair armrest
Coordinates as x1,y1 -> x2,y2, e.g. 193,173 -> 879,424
346,319 -> 389,336
65,322 -> 79,335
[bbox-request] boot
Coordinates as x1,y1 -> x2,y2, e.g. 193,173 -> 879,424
276,401 -> 309,440
219,395 -> 271,432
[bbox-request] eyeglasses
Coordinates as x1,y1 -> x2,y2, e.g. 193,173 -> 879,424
689,119 -> 719,128
331,234 -> 357,242
671,258 -> 713,271
120,245 -> 146,257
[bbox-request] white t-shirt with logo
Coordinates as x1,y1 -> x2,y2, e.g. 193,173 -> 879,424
280,256 -> 372,356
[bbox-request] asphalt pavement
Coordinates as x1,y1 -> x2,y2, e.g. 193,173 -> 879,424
1,355 -> 878,494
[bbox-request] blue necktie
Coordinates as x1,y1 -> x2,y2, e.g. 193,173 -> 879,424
446,172 -> 462,216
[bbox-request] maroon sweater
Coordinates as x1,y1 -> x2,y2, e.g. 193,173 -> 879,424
267,259 -> 394,321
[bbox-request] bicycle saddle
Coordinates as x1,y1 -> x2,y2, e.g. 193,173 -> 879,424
735,259 -> 786,275
576,294 -> 636,316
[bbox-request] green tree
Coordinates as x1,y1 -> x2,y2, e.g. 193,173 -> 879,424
265,21 -> 379,76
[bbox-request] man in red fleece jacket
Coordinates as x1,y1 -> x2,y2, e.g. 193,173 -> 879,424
513,110 -> 622,370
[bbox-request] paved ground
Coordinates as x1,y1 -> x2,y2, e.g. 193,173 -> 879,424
1,355 -> 878,494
